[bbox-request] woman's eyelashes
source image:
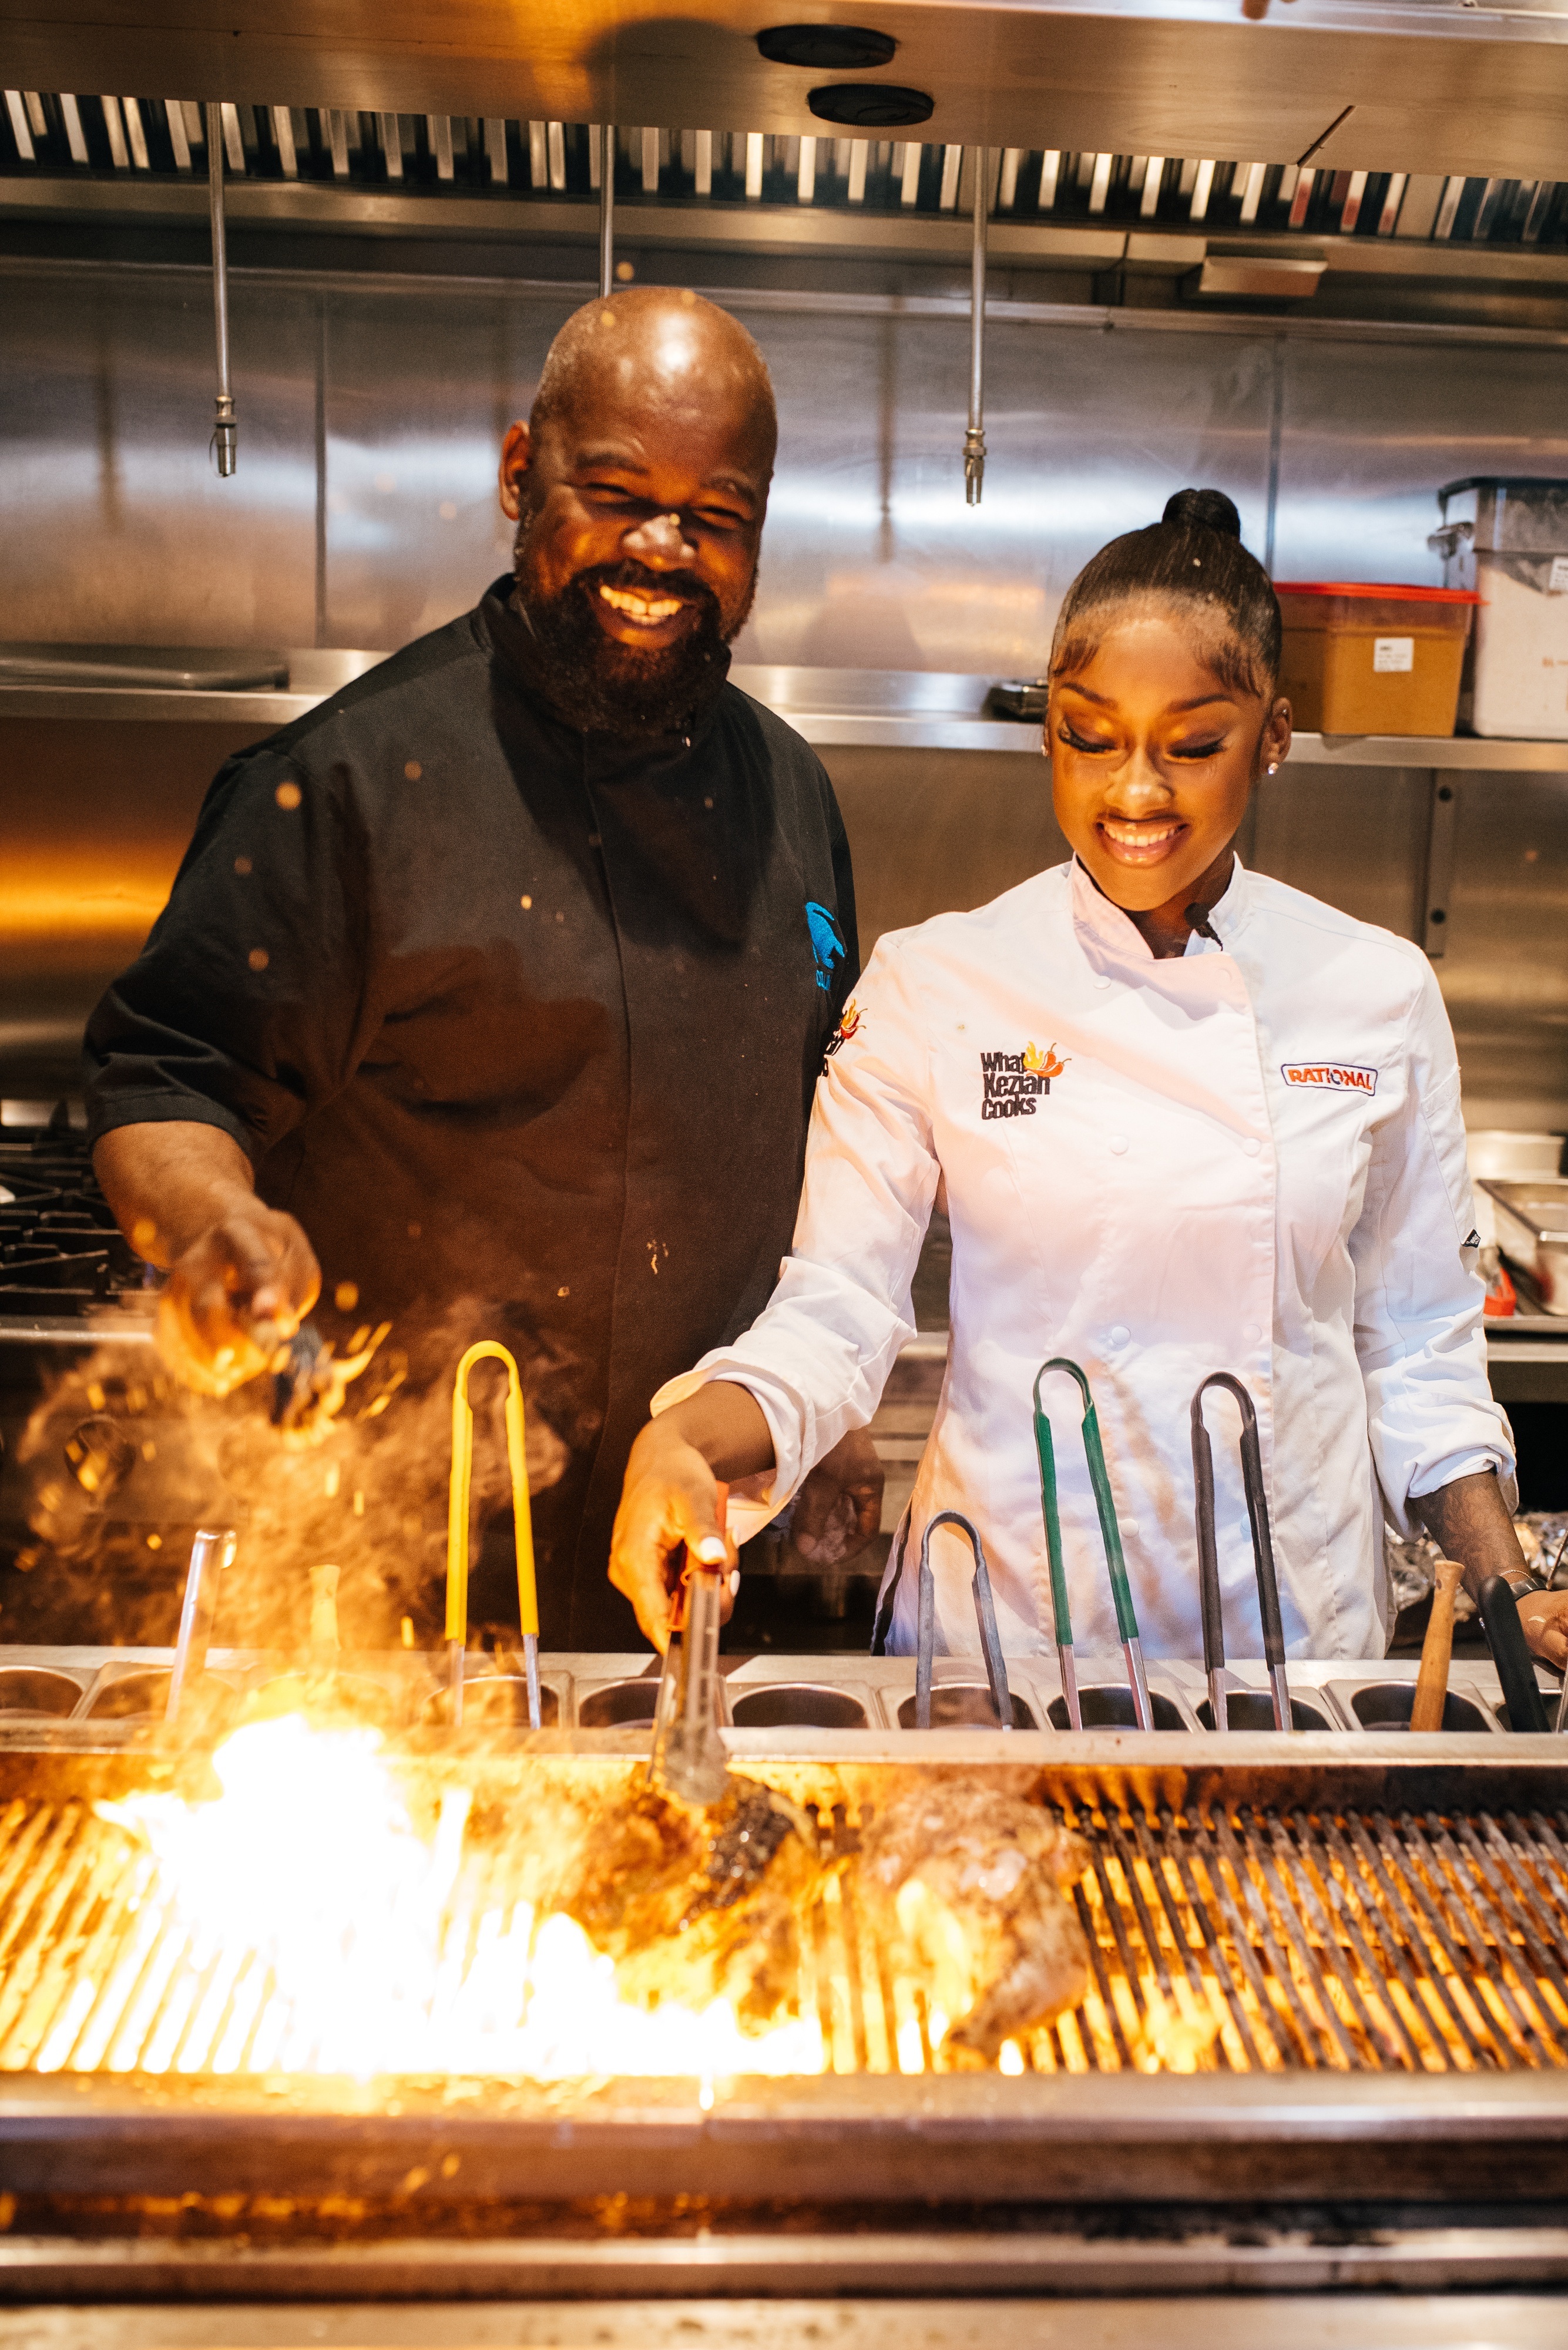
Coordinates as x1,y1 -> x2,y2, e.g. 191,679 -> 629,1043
1057,721 -> 1229,761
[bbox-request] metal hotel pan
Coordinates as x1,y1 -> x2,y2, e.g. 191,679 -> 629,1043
1328,1677 -> 1500,1735
0,1667 -> 88,1721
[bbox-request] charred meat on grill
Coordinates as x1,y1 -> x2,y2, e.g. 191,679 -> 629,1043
543,1771 -> 822,2031
852,1774 -> 1090,2061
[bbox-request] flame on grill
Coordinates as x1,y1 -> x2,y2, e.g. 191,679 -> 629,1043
43,1720 -> 825,2080
1,1727 -> 1564,2084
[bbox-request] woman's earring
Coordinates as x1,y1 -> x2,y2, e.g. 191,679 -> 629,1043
1267,761 -> 1279,775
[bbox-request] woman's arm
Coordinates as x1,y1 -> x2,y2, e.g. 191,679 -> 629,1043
607,934 -> 939,1647
609,1382 -> 774,1650
1413,1469 -> 1568,1666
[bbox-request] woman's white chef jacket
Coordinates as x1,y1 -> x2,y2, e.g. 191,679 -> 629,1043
656,857 -> 1514,1662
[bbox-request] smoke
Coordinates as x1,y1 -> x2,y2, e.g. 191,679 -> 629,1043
6,1303 -> 569,1656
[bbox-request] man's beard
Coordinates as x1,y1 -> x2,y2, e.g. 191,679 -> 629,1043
512,531 -> 755,738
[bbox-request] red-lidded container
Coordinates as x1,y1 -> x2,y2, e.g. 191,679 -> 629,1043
1274,582 -> 1480,737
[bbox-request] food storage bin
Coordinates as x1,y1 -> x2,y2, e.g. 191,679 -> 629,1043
1275,582 -> 1478,736
1431,477 -> 1568,740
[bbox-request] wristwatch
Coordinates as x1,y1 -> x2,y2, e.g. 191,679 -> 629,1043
1500,1566 -> 1547,1599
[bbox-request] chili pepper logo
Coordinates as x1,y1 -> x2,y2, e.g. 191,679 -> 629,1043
824,998 -> 860,1059
981,1039 -> 1067,1119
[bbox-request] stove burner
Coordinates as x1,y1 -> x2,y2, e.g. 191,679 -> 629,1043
0,1123 -> 147,1320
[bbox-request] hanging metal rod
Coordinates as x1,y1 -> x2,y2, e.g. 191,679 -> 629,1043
965,145 -> 988,505
206,101 -> 236,474
600,121 -> 615,297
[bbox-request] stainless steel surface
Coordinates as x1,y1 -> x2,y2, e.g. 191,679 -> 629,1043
0,2228 -> 1566,2303
10,0 -> 1568,181
0,2294 -> 1560,2350
0,2292 -> 1562,2348
599,121 -> 613,300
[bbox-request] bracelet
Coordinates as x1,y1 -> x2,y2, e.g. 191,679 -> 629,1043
1501,1566 -> 1547,1598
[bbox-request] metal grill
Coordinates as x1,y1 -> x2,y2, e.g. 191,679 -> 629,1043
0,1791 -> 1565,2080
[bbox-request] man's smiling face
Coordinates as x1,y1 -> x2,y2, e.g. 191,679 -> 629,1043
499,292 -> 775,734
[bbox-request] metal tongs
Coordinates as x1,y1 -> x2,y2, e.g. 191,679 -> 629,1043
1033,1358 -> 1152,1730
259,1317 -> 392,1443
1191,1371 -> 1291,1733
649,1482 -> 731,1806
445,1342 -> 540,1728
915,1509 -> 1013,1730
164,1525 -> 237,1725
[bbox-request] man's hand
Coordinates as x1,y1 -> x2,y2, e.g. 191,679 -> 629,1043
608,1382 -> 775,1650
159,1200 -> 320,1396
791,1426 -> 885,1565
94,1121 -> 320,1398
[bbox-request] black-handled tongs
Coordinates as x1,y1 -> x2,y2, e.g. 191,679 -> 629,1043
1191,1372 -> 1291,1733
915,1509 -> 1014,1730
1476,1575 -> 1551,1733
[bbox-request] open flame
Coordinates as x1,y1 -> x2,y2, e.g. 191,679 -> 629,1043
55,1718 -> 824,2081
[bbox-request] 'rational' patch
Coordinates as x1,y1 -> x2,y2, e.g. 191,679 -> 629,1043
1281,1061 -> 1378,1095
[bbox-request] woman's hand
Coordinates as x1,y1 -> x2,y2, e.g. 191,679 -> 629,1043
608,1383 -> 774,1650
1516,1588 -> 1568,1672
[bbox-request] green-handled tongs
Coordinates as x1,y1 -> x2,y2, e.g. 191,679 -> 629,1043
1032,1358 -> 1154,1731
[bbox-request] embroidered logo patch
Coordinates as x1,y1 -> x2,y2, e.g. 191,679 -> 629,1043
1281,1061 -> 1378,1096
981,1040 -> 1067,1119
805,900 -> 845,991
824,998 -> 861,1058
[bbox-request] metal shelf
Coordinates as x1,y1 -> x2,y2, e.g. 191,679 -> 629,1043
2,657 -> 1564,768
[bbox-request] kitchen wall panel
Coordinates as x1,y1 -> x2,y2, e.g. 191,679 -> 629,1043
1273,335 -> 1568,589
0,265 -> 318,649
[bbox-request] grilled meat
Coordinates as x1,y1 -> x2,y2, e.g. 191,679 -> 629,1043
547,1771 -> 822,2031
854,1774 -> 1090,2062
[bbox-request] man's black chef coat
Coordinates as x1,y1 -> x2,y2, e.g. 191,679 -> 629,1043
85,580 -> 858,1648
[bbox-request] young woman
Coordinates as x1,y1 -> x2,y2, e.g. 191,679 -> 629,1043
610,491 -> 1565,1670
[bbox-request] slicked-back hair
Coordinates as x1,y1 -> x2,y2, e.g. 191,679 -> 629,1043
1050,488 -> 1282,700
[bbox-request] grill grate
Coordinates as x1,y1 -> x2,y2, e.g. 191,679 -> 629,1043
0,1795 -> 1564,2078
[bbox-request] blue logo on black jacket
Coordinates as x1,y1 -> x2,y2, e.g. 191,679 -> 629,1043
805,900 -> 845,991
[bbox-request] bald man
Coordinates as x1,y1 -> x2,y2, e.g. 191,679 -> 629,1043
85,290 -> 879,1650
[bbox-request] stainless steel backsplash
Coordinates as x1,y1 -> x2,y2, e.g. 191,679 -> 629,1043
3,257 -> 1566,1124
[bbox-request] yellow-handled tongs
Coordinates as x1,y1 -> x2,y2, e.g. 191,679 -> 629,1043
446,1342 -> 540,1728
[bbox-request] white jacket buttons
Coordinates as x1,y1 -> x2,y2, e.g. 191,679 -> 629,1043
1109,1324 -> 1130,1348
1109,1133 -> 1129,1154
1243,1136 -> 1262,1156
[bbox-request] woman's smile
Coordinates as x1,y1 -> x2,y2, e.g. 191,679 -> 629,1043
1096,814 -> 1190,866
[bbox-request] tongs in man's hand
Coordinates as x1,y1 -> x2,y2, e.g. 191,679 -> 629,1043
258,1318 -> 392,1443
649,1483 -> 731,1807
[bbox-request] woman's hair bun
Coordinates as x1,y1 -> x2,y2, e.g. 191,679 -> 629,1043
1161,486 -> 1242,539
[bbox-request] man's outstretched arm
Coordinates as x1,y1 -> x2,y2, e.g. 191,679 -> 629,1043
95,1121 -> 320,1395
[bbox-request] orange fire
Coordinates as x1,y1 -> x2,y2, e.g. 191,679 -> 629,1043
54,1718 -> 825,2080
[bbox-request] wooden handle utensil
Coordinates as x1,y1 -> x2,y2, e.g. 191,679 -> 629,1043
1410,1555 -> 1465,1732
